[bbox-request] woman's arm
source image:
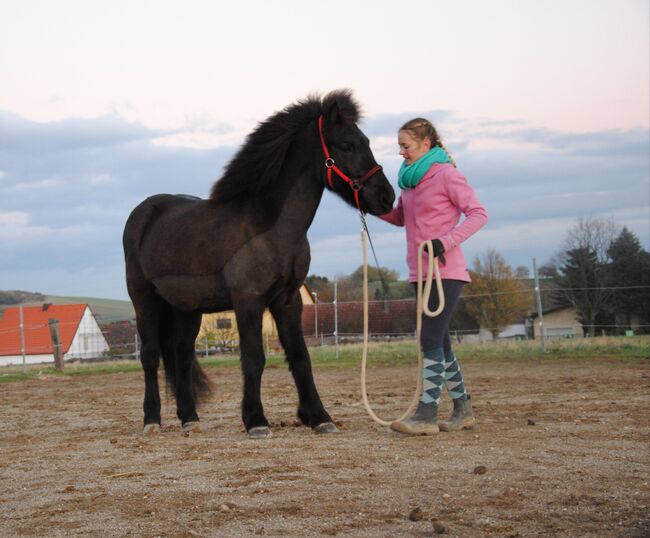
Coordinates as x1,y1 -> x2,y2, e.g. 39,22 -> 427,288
439,169 -> 488,250
377,195 -> 405,226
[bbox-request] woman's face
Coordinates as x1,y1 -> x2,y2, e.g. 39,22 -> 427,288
398,130 -> 431,165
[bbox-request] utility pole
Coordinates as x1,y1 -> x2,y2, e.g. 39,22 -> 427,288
533,258 -> 547,353
334,281 -> 339,358
19,304 -> 26,373
312,292 -> 318,338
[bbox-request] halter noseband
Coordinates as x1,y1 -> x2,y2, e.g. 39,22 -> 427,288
318,115 -> 383,209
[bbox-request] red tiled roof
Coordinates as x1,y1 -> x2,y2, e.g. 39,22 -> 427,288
0,304 -> 88,356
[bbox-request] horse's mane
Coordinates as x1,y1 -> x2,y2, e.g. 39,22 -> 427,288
210,89 -> 360,203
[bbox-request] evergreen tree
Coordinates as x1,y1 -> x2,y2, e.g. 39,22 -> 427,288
555,246 -> 612,336
607,227 -> 650,333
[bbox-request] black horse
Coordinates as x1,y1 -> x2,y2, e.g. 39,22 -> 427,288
123,90 -> 395,438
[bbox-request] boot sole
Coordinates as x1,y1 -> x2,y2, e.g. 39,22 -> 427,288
390,421 -> 440,436
439,417 -> 476,432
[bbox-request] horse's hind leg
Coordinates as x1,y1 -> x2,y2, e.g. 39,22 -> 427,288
130,290 -> 164,433
170,309 -> 203,431
270,291 -> 337,433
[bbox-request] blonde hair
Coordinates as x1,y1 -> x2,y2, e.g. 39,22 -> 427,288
399,118 -> 456,167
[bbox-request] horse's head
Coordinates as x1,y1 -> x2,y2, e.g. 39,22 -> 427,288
319,93 -> 395,215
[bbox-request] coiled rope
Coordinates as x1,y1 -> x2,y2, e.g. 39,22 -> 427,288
360,222 -> 445,426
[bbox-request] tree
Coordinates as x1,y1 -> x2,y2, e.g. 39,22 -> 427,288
514,265 -> 530,279
555,247 -> 611,336
464,249 -> 531,338
553,217 -> 620,336
607,227 -> 650,333
309,266 -> 411,302
560,216 -> 619,265
305,275 -> 333,302
538,264 -> 558,278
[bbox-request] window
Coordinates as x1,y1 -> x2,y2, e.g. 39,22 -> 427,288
216,318 -> 232,329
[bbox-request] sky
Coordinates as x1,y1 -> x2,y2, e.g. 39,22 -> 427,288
1,0 -> 648,300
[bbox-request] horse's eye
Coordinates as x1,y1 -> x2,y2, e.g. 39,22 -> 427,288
339,143 -> 353,152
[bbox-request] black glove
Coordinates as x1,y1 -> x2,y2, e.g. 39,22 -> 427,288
424,239 -> 446,265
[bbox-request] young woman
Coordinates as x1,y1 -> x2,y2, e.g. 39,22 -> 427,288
380,118 -> 488,435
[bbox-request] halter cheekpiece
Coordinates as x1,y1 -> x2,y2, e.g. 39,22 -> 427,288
318,115 -> 383,209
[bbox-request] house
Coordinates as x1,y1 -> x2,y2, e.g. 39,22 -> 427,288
531,305 -> 583,339
0,303 -> 110,366
198,285 -> 315,352
497,323 -> 528,340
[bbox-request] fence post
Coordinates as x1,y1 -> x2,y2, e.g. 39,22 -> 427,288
48,319 -> 63,371
134,332 -> 139,360
334,281 -> 339,358
533,258 -> 547,353
19,304 -> 26,373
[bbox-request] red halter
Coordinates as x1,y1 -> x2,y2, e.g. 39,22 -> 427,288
318,115 -> 383,209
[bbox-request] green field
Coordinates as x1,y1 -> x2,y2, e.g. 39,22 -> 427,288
1,335 -> 647,384
46,295 -> 135,322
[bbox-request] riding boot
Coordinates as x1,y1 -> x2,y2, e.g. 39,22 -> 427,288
438,395 -> 475,431
390,401 -> 439,435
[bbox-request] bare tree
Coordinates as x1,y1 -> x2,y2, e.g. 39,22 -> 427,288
514,265 -> 530,279
464,249 -> 531,338
554,217 -> 620,336
560,217 -> 618,265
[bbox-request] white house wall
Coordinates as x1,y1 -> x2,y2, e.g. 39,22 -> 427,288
0,354 -> 53,367
66,307 -> 110,359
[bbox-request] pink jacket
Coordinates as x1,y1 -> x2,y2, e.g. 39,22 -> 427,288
380,163 -> 487,282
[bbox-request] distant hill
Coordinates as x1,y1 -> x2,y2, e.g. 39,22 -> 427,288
0,290 -> 134,323
46,295 -> 135,323
0,290 -> 46,305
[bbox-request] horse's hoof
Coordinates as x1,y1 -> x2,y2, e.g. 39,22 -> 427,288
247,426 -> 272,439
313,422 -> 339,434
143,423 -> 161,435
182,421 -> 201,434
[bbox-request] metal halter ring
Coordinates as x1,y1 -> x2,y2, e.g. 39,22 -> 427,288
351,180 -> 361,191
325,158 -> 335,168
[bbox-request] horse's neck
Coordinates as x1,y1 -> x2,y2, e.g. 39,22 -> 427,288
271,168 -> 324,240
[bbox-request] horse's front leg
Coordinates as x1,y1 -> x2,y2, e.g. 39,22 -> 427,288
270,291 -> 337,433
233,295 -> 270,438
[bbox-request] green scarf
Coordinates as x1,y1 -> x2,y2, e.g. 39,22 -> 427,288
398,146 -> 452,189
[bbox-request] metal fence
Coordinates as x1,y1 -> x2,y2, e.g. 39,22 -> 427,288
2,282 -> 648,370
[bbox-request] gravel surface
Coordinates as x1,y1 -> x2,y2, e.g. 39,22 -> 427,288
1,356 -> 648,537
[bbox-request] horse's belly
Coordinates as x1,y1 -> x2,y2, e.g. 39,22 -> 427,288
152,274 -> 231,312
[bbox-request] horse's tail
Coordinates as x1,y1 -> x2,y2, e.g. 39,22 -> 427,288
158,304 -> 213,404
189,358 -> 213,404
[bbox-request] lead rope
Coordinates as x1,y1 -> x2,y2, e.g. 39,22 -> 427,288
360,215 -> 445,426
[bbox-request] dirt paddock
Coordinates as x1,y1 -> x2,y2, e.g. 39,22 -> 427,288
1,355 -> 649,537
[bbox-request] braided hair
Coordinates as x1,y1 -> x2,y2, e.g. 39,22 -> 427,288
399,118 -> 456,167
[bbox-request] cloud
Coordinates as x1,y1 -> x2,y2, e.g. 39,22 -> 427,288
0,108 -> 648,298
360,110 -> 453,137
0,111 -> 169,153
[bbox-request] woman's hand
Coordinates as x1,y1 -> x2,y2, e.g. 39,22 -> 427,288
424,239 -> 446,265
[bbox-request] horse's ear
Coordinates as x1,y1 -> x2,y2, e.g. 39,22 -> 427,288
327,101 -> 343,125
323,89 -> 360,125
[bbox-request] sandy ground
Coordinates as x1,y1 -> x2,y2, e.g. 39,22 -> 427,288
1,355 -> 649,537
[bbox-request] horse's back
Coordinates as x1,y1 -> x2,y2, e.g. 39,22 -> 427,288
123,193 -> 271,292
